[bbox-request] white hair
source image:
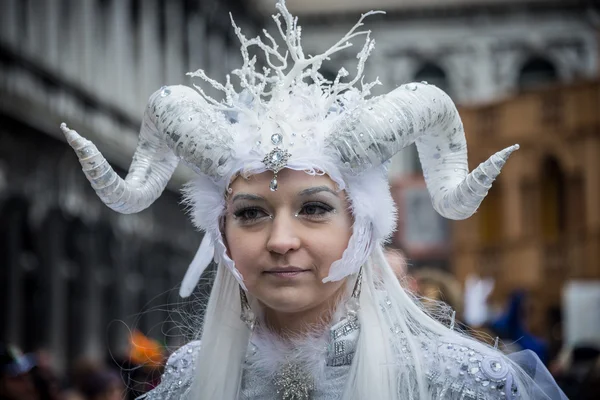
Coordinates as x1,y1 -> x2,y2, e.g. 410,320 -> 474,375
187,264 -> 249,399
185,242 -> 542,399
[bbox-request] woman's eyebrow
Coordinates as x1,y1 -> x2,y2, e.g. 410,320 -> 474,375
298,186 -> 338,197
231,193 -> 264,202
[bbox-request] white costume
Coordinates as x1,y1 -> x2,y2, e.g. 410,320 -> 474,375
142,307 -> 554,399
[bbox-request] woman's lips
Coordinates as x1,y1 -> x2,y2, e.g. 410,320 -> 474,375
263,267 -> 309,278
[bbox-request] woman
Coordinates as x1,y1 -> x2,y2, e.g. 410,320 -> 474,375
60,1 -> 566,398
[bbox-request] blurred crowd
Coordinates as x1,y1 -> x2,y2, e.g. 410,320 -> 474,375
385,247 -> 600,399
1,342 -> 121,400
0,331 -> 165,400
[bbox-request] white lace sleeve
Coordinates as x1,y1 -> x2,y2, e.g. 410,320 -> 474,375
137,341 -> 201,400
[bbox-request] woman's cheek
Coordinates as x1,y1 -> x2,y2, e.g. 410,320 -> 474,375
231,235 -> 264,272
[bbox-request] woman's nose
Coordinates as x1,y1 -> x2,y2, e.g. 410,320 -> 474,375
266,214 -> 301,255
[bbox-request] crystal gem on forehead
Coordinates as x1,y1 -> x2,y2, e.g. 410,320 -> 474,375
270,177 -> 278,191
262,147 -> 290,173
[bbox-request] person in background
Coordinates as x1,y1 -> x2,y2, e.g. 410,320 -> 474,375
0,343 -> 39,400
30,349 -> 63,400
412,267 -> 464,318
489,290 -> 549,365
383,246 -> 418,293
78,369 -> 123,400
71,359 -> 124,400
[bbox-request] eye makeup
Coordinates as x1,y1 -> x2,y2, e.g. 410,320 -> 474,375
228,185 -> 342,226
230,201 -> 272,226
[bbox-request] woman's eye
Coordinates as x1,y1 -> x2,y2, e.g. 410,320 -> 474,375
234,208 -> 268,222
299,202 -> 334,218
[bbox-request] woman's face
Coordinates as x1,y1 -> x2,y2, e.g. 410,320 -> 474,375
224,169 -> 353,315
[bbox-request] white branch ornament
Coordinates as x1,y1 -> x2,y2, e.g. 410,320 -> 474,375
60,0 -> 517,296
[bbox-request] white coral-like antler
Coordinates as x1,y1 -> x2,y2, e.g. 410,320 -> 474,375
187,0 -> 384,112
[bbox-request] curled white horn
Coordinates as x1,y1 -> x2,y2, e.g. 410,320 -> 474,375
326,82 -> 518,220
61,85 -> 234,214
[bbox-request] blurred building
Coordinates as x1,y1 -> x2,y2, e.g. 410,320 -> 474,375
453,79 -> 600,335
271,0 -> 599,270
0,0 -> 261,372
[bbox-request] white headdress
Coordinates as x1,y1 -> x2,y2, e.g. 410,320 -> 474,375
61,0 -> 517,296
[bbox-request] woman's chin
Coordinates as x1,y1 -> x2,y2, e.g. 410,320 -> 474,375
259,295 -> 315,315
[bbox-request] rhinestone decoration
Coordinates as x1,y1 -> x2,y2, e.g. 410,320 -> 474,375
345,267 -> 363,320
270,178 -> 279,191
480,356 -> 509,380
262,147 -> 290,173
160,86 -> 171,97
262,147 -> 291,191
240,288 -> 256,330
143,341 -> 201,400
332,319 -> 360,340
423,339 -> 521,399
273,363 -> 315,400
271,133 -> 283,145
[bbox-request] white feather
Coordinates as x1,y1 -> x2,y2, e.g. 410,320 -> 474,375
179,234 -> 215,298
246,325 -> 331,383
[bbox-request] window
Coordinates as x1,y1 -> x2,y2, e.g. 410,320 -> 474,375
414,62 -> 450,95
521,181 -> 538,237
540,157 -> 565,242
518,57 -> 558,90
478,183 -> 503,245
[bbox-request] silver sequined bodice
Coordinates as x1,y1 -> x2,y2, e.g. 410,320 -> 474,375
140,318 -> 519,400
